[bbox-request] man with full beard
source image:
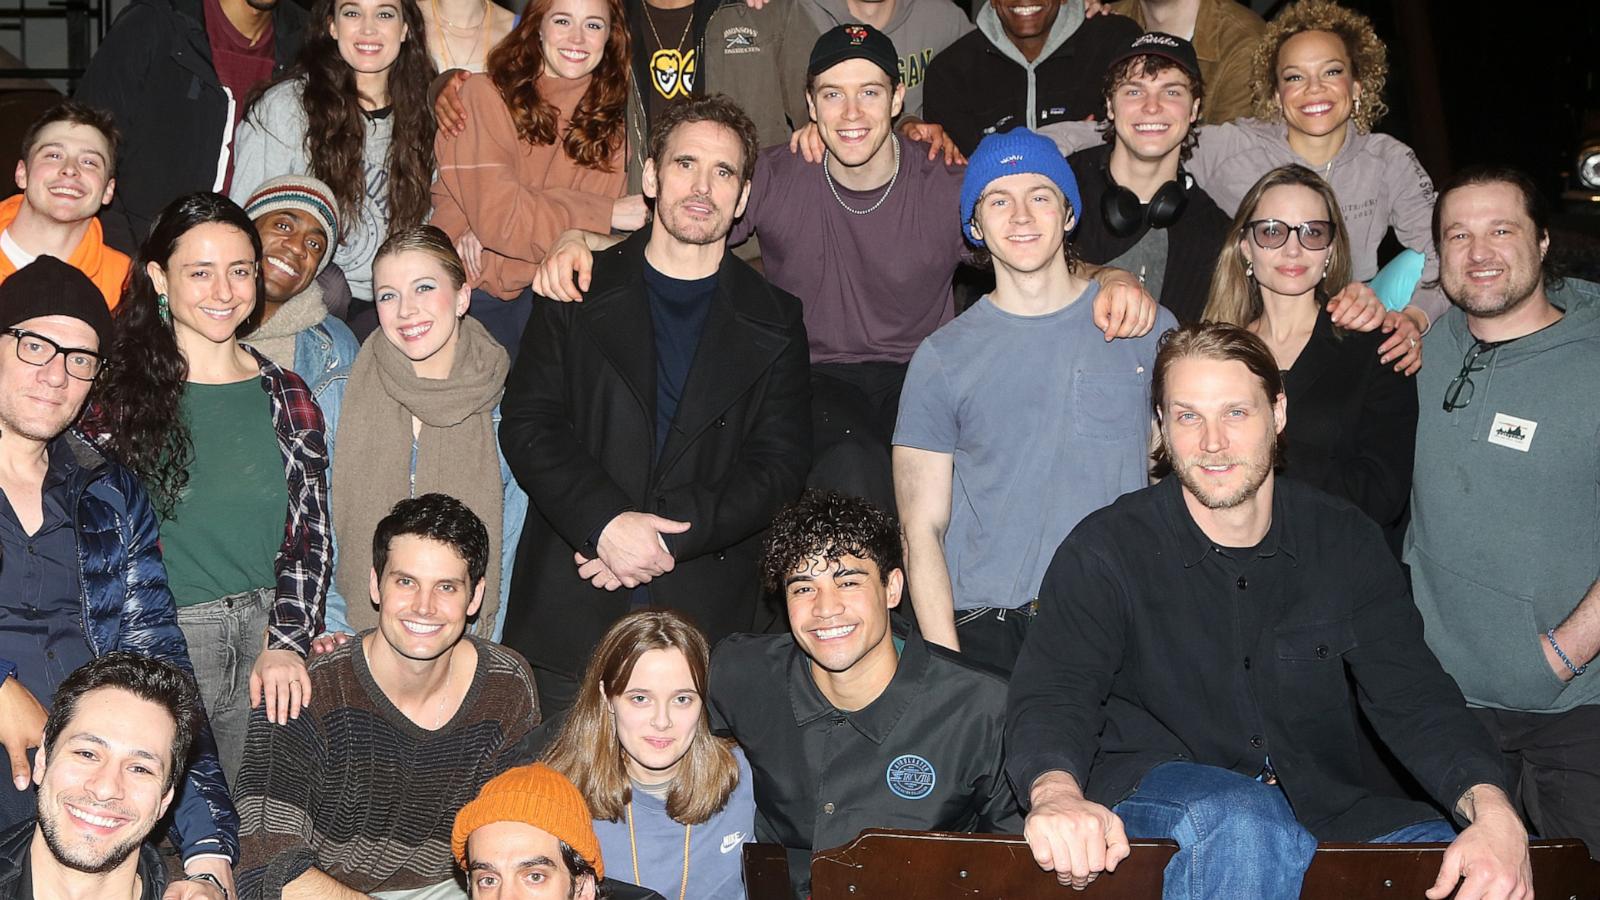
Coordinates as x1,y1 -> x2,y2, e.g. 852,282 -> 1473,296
1407,165 -> 1600,859
500,96 -> 812,716
1005,322 -> 1533,899
0,653 -> 210,900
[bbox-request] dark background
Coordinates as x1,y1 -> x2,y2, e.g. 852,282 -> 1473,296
1329,0 -> 1600,275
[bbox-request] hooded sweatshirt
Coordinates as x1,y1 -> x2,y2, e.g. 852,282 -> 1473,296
799,0 -> 972,119
1405,277 -> 1600,715
1041,116 -> 1448,327
925,3 -> 1138,155
0,194 -> 129,308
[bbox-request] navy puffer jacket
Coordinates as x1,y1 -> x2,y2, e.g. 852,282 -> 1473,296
0,432 -> 238,862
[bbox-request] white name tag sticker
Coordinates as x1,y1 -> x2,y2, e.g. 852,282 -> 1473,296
1486,412 -> 1537,452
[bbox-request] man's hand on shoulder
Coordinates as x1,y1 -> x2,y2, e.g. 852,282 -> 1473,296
1088,267 -> 1161,341
1428,785 -> 1532,900
532,230 -> 598,302
0,674 -> 46,789
896,118 -> 966,166
788,123 -> 826,165
1024,771 -> 1131,890
432,69 -> 472,137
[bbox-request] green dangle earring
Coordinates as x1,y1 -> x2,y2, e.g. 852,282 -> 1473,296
157,292 -> 171,325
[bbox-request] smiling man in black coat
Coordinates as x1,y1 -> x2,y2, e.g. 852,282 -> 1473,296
500,95 -> 812,716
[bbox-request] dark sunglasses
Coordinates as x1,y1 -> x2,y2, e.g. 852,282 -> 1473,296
1246,218 -> 1337,252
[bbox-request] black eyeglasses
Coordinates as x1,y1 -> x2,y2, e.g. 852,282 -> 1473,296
1443,340 -> 1497,412
1246,219 -> 1337,252
6,328 -> 104,381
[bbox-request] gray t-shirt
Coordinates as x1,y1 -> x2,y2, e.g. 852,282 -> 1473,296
894,285 -> 1174,610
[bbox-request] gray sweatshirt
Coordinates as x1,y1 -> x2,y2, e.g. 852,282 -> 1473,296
1040,117 -> 1447,326
1405,277 -> 1600,714
800,0 -> 973,119
230,80 -> 395,301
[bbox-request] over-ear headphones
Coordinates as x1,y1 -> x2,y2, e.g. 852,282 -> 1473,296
1100,159 -> 1191,237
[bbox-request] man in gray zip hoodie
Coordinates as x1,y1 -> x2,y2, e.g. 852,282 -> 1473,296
1407,164 -> 1600,859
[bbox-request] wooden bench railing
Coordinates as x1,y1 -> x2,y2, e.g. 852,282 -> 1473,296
744,830 -> 1599,899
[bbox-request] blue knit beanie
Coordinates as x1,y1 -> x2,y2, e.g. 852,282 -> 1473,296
960,128 -> 1081,247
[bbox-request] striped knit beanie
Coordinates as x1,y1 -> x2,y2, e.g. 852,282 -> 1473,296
452,764 -> 604,879
242,175 -> 341,276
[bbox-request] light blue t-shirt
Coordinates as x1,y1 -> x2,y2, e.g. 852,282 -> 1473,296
594,746 -> 755,899
894,284 -> 1174,611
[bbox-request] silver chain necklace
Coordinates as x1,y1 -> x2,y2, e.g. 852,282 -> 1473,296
823,136 -> 901,215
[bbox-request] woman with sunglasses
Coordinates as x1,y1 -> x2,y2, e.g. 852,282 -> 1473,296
1049,0 -> 1434,376
1203,165 -> 1417,551
89,192 -> 331,784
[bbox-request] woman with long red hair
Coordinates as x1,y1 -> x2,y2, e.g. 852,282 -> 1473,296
429,0 -> 643,351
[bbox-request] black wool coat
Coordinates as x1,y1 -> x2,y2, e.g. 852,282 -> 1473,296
499,228 -> 812,679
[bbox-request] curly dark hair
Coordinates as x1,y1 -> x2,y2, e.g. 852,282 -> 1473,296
248,0 -> 437,240
486,0 -> 630,171
759,490 -> 903,593
90,192 -> 266,517
1098,55 -> 1204,164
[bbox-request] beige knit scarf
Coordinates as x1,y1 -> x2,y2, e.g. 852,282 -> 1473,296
331,315 -> 509,636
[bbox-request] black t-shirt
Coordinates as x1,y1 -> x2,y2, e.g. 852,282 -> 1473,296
644,261 -> 716,462
639,2 -> 696,127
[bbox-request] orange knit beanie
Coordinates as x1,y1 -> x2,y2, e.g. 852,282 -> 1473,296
451,763 -> 604,879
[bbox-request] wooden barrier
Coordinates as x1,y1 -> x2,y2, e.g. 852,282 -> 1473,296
746,830 -> 1600,899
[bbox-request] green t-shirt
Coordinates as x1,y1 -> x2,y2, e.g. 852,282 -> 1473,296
159,378 -> 288,607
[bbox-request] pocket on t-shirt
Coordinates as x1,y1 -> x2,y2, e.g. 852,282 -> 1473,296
1070,371 -> 1149,441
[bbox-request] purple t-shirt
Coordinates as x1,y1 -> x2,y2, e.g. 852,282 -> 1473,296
731,134 -> 967,365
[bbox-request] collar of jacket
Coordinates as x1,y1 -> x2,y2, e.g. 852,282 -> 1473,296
975,0 -> 1085,70
785,615 -> 931,744
0,819 -> 169,899
583,226 -> 791,326
167,0 -> 308,70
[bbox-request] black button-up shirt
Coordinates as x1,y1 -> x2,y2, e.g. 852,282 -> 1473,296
1007,476 -> 1507,841
0,438 -> 93,709
710,627 -> 1021,897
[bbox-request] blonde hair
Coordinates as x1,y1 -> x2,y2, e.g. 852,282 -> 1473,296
373,224 -> 467,290
1202,165 -> 1353,327
542,610 -> 739,825
1249,0 -> 1389,133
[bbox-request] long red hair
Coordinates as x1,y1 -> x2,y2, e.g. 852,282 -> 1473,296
486,0 -> 631,171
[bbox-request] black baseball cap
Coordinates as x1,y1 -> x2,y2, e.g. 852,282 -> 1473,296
1108,31 -> 1201,82
807,23 -> 900,86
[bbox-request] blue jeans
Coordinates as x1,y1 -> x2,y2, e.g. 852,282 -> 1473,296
1113,762 -> 1457,900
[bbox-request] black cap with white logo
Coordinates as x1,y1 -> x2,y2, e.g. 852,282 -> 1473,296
1108,31 -> 1201,81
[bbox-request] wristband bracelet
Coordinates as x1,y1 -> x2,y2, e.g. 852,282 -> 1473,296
187,872 -> 229,900
1545,628 -> 1588,677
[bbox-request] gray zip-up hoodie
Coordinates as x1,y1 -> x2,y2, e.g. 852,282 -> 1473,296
973,0 -> 1084,132
800,0 -> 972,118
1041,116 -> 1447,326
1405,276 -> 1600,714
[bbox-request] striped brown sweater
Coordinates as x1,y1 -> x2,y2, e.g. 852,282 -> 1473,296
235,635 -> 539,898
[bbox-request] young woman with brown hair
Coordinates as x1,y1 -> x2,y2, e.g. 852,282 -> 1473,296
230,0 -> 438,308
428,0 -> 643,351
544,610 -> 753,899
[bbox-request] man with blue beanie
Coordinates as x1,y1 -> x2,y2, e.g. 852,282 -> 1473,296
894,128 -> 1176,672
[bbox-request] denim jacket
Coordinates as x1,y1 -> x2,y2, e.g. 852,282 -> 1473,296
314,373 -> 526,640
294,318 -> 360,399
